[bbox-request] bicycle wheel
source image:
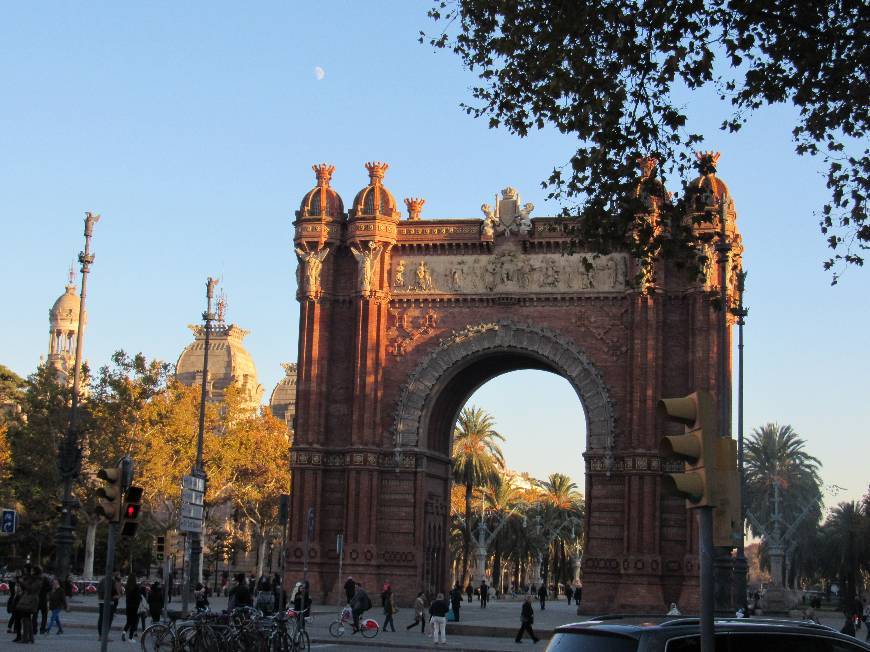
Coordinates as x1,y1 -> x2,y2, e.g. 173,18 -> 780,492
185,625 -> 221,652
292,630 -> 310,652
140,623 -> 175,652
327,620 -> 345,638
361,620 -> 379,638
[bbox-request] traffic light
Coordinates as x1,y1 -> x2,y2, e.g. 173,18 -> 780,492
155,535 -> 165,562
712,438 -> 741,548
658,390 -> 718,508
120,486 -> 144,537
95,464 -> 124,522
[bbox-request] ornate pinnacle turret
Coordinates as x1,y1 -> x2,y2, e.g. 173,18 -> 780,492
365,161 -> 389,184
404,197 -> 425,221
636,155 -> 659,179
695,151 -> 721,175
313,163 -> 336,187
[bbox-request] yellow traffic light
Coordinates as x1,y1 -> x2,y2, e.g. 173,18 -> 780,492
713,438 -> 741,548
95,465 -> 123,523
658,390 -> 718,508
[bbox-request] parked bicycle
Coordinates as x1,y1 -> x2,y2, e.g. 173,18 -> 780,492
328,605 -> 379,639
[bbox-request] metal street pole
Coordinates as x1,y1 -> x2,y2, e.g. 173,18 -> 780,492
55,211 -> 100,581
188,277 -> 217,612
732,271 -> 749,611
699,507 -> 715,652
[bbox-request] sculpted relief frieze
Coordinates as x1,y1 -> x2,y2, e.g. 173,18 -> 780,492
390,251 -> 629,296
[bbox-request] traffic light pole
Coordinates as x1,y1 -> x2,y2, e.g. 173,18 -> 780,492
188,277 -> 217,613
699,507 -> 715,652
54,212 -> 99,581
732,272 -> 748,612
99,522 -> 117,652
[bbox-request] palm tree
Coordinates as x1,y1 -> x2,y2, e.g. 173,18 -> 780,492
452,406 -> 505,585
744,423 -> 823,586
536,473 -> 584,587
818,501 -> 870,605
484,476 -> 523,592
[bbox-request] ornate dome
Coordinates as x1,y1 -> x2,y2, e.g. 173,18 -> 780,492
50,280 -> 83,328
688,151 -> 731,207
269,362 -> 297,428
351,162 -> 400,219
634,156 -> 670,211
298,164 -> 345,219
175,323 -> 264,409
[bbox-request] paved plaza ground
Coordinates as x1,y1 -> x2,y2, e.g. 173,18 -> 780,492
1,593 -> 863,651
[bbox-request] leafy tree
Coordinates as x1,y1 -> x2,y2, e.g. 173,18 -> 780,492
452,405 -> 505,584
221,402 -> 292,578
0,364 -> 26,423
534,473 -> 584,586
424,0 -> 868,279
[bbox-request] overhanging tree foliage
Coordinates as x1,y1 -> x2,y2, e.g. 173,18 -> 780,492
423,0 -> 868,280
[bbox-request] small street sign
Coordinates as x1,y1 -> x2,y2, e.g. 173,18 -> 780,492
179,516 -> 203,533
181,489 -> 204,505
181,504 -> 204,520
182,475 -> 205,493
1,509 -> 16,535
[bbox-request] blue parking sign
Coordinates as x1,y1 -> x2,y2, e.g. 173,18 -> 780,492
1,509 -> 16,535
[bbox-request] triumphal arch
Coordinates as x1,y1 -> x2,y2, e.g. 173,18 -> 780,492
286,158 -> 741,613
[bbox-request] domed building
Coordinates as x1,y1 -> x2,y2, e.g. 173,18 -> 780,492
268,362 -> 297,429
47,267 -> 84,380
175,311 -> 264,411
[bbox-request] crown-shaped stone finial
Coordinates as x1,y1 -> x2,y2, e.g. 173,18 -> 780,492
501,186 -> 518,200
636,155 -> 659,178
695,151 -> 721,174
312,163 -> 335,186
404,197 -> 425,221
365,161 -> 389,183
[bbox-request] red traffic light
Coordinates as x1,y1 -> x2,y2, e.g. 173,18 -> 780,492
120,486 -> 144,537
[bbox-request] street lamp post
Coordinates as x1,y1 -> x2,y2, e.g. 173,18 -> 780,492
732,271 -> 748,611
188,277 -> 217,606
54,211 -> 100,581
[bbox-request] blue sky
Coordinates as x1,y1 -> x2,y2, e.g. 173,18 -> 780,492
1,2 -> 866,508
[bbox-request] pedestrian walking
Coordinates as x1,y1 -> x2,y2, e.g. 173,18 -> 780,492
575,583 -> 582,608
429,592 -> 449,644
480,580 -> 489,608
45,578 -> 67,635
147,580 -> 164,624
7,575 -> 21,641
122,573 -> 141,642
515,595 -> 540,643
538,583 -> 548,610
565,584 -> 573,605
37,571 -> 50,634
406,591 -> 427,633
97,572 -> 120,638
465,582 -> 473,603
381,584 -> 397,632
17,566 -> 41,643
449,583 -> 463,622
344,576 -> 356,605
137,585 -> 149,632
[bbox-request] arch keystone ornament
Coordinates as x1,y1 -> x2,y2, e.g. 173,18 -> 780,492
286,161 -> 742,614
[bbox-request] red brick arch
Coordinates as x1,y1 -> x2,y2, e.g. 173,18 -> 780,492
286,163 -> 740,614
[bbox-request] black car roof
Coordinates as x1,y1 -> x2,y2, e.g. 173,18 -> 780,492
555,617 -> 867,646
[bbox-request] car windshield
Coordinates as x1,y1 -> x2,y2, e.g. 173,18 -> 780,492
546,631 -> 639,651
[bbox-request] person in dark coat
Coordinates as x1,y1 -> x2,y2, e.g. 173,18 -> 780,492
349,584 -> 371,633
565,584 -> 574,605
428,592 -> 449,644
46,578 -> 67,634
344,577 -> 356,604
147,580 -> 164,624
479,580 -> 489,608
7,575 -> 21,640
37,571 -> 50,634
449,583 -> 463,622
122,573 -> 141,641
575,583 -> 582,607
17,567 -> 41,643
465,582 -> 473,603
515,595 -> 540,643
538,583 -> 548,610
381,584 -> 397,632
228,573 -> 252,610
97,572 -> 120,637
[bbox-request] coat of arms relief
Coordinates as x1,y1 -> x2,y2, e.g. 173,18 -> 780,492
481,187 -> 534,239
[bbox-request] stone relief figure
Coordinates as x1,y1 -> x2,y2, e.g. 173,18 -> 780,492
295,244 -> 330,296
542,258 -> 559,287
414,260 -> 433,291
449,260 -> 465,291
350,241 -> 384,293
517,257 -> 533,289
517,202 -> 534,236
484,257 -> 500,291
394,259 -> 406,287
480,204 -> 496,238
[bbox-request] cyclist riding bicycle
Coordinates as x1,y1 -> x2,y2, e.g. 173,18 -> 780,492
349,584 -> 372,633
